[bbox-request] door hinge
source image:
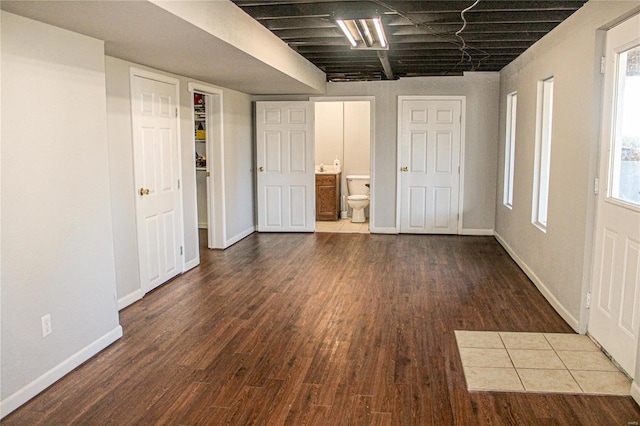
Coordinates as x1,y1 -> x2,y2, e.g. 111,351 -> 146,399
458,166 -> 460,174
594,177 -> 599,195
586,291 -> 591,309
176,107 -> 179,117
178,179 -> 181,190
600,56 -> 605,74
180,246 -> 183,256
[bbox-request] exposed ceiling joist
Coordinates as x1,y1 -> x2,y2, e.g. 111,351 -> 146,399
231,0 -> 588,81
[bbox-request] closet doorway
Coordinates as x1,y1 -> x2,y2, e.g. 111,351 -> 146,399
189,83 -> 226,251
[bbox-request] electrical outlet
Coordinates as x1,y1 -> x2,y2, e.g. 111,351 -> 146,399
41,314 -> 52,337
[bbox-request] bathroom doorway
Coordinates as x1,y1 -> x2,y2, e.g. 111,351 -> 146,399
312,97 -> 374,233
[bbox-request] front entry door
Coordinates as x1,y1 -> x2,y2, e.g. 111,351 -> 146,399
398,97 -> 462,234
131,72 -> 183,293
589,13 -> 640,376
256,101 -> 315,232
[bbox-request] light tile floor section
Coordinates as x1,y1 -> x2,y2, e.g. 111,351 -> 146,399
316,219 -> 369,233
455,331 -> 631,395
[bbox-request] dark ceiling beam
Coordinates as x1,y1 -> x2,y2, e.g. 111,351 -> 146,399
294,40 -> 534,53
258,11 -> 574,30
285,32 -> 542,46
270,22 -> 559,39
312,56 -> 513,65
371,1 -> 587,13
258,11 -> 575,29
389,33 -> 543,43
313,58 -> 515,67
384,10 -> 576,26
261,17 -> 336,31
234,1 -> 586,20
387,22 -> 560,36
388,41 -> 534,50
393,57 -> 518,64
307,50 -> 521,61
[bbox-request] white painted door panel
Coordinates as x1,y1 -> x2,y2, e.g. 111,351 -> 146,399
589,13 -> 640,376
257,102 -> 315,232
399,98 -> 461,234
131,74 -> 183,293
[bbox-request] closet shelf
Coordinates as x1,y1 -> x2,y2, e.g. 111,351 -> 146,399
196,167 -> 207,171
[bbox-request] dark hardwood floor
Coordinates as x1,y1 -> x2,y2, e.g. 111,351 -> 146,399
4,232 -> 640,425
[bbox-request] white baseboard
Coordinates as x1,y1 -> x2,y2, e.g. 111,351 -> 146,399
631,380 -> 640,406
117,289 -> 144,311
224,226 -> 255,248
0,326 -> 123,419
494,232 -> 580,332
370,226 -> 398,234
462,228 -> 494,236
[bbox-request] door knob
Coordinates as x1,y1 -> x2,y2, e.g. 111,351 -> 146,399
401,166 -> 408,172
259,166 -> 264,172
139,188 -> 150,196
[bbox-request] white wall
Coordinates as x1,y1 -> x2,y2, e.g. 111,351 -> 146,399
325,73 -> 500,233
105,57 -> 255,309
315,102 -> 344,168
495,1 -> 640,332
1,12 -> 122,416
343,101 -> 371,178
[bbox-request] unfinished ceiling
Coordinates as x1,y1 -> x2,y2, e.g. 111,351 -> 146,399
231,0 -> 589,81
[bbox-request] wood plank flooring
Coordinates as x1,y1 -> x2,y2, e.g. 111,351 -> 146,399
4,232 -> 640,425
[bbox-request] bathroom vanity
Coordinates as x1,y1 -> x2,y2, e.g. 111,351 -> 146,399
316,171 -> 341,221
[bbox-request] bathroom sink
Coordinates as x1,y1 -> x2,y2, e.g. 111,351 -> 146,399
315,169 -> 341,175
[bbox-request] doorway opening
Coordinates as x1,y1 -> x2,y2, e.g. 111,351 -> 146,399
312,97 -> 374,234
188,83 -> 225,255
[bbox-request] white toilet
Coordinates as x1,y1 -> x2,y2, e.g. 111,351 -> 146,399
346,175 -> 370,223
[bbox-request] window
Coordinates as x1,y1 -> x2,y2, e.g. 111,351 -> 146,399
532,77 -> 554,231
503,92 -> 517,208
609,45 -> 640,207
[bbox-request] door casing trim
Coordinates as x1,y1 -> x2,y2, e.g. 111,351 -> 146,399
396,95 -> 466,234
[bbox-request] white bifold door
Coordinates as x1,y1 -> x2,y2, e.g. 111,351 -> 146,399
256,101 -> 315,232
398,97 -> 462,234
589,13 -> 640,376
131,72 -> 183,293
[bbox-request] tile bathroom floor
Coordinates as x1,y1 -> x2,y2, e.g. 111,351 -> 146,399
455,330 -> 631,395
315,218 -> 369,233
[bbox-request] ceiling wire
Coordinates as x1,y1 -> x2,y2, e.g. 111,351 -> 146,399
369,0 -> 492,74
454,0 -> 493,71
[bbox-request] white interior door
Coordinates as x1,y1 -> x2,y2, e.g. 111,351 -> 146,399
131,72 -> 183,293
256,101 -> 315,232
589,14 -> 640,376
398,97 -> 462,234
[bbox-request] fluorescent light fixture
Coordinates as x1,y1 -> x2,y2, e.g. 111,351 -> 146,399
336,19 -> 358,47
336,17 -> 388,50
373,17 -> 387,48
358,19 -> 374,47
